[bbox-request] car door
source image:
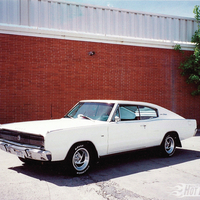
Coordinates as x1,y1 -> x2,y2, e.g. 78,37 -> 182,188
107,104 -> 158,154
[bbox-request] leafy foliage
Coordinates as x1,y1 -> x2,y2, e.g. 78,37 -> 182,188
175,5 -> 200,96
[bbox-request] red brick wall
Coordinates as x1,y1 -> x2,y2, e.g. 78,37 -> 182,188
0,33 -> 199,126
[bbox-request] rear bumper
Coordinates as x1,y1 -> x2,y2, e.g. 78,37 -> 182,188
0,140 -> 52,161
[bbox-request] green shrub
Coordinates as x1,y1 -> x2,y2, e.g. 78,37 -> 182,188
175,5 -> 200,96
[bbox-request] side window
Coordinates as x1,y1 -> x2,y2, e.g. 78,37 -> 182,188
139,106 -> 158,120
119,105 -> 139,121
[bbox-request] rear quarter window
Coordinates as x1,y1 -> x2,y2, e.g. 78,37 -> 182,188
138,106 -> 158,120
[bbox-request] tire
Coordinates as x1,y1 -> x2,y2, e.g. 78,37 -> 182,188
161,134 -> 176,157
66,143 -> 94,175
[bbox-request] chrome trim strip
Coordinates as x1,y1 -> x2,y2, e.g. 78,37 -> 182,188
0,139 -> 42,149
0,141 -> 51,161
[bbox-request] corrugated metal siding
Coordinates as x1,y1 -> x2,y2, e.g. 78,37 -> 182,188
0,0 -> 198,43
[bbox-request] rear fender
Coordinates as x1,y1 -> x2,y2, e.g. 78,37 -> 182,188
161,132 -> 182,147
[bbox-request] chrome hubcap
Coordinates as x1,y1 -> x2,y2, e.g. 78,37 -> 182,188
72,148 -> 89,171
165,136 -> 175,154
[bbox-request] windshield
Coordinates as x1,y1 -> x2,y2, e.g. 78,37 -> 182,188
65,102 -> 114,121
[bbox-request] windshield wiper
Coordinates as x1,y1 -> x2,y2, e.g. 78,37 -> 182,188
78,114 -> 94,121
66,115 -> 74,119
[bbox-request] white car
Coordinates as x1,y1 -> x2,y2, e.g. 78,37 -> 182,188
0,100 -> 197,175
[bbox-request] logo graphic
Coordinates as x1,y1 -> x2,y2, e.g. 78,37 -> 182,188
172,184 -> 200,198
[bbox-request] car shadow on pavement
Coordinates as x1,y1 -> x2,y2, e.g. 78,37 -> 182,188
9,146 -> 200,187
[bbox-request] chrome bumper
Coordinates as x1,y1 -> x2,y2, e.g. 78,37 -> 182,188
0,141 -> 52,161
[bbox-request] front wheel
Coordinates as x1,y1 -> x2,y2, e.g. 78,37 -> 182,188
66,143 -> 94,175
161,134 -> 176,157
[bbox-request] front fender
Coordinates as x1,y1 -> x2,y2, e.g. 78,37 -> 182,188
44,124 -> 108,161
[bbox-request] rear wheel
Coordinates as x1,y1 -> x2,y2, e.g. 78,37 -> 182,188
161,134 -> 176,157
66,143 -> 94,175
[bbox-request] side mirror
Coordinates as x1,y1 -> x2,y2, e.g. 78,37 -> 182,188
115,116 -> 120,122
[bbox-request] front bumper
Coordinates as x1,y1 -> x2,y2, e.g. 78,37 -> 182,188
0,140 -> 52,161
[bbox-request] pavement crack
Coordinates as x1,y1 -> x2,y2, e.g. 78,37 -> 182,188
95,180 -> 159,200
82,174 -> 159,200
44,181 -> 52,200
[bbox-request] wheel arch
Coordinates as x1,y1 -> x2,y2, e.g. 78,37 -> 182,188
161,131 -> 182,147
65,140 -> 99,162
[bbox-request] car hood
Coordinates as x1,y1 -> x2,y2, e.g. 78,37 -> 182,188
0,118 -> 105,136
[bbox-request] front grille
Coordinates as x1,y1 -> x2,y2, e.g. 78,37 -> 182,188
0,129 -> 44,146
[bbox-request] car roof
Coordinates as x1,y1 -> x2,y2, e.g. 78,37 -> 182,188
80,100 -> 158,108
79,100 -> 184,119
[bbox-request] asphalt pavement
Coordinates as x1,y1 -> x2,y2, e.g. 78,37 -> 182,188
0,131 -> 200,200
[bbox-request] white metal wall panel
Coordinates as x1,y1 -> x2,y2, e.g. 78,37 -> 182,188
29,0 -> 38,27
40,0 -> 49,28
0,0 -> 198,44
173,19 -> 179,42
187,20 -> 193,42
7,0 -> 20,25
20,0 -> 29,25
0,0 -> 6,23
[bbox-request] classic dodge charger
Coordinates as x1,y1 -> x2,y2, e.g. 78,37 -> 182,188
0,100 -> 197,175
